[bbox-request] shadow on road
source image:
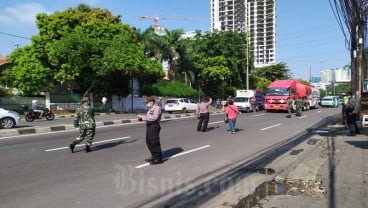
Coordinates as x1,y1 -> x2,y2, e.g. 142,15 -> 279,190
92,139 -> 137,152
162,147 -> 184,159
345,140 -> 368,149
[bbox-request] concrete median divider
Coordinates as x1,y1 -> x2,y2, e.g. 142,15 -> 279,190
0,110 -> 225,138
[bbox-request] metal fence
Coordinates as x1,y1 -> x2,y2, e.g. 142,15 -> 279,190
0,94 -> 83,112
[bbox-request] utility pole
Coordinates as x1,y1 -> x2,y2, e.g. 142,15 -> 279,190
357,0 -> 366,94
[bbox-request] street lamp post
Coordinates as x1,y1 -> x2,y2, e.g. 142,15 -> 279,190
246,29 -> 250,90
244,2 -> 250,90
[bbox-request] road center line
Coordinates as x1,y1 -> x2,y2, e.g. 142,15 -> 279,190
135,145 -> 211,169
299,115 -> 308,119
260,123 -> 281,131
44,137 -> 131,152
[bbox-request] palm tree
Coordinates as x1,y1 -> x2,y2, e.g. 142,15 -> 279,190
160,29 -> 183,80
137,27 -> 184,80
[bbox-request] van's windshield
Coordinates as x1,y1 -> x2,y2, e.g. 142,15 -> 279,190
234,97 -> 249,102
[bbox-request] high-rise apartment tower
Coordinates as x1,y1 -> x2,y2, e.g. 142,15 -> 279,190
210,0 -> 276,68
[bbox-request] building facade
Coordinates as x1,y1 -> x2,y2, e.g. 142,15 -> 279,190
210,0 -> 276,68
320,66 -> 351,84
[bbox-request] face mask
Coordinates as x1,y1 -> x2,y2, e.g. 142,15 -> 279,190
146,103 -> 151,108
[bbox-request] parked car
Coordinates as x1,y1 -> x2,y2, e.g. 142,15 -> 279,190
320,96 -> 339,108
164,98 -> 198,114
0,108 -> 20,129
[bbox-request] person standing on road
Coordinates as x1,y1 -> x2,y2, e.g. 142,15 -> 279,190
295,95 -> 303,117
225,100 -> 239,134
196,96 -> 212,132
222,95 -> 233,111
137,97 -> 163,165
157,96 -> 163,108
286,97 -> 293,118
69,97 -> 96,153
345,91 -> 360,136
342,95 -> 349,125
250,97 -> 257,113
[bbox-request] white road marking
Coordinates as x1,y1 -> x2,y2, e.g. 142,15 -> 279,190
299,115 -> 307,119
44,137 -> 131,152
260,123 -> 281,131
209,120 -> 226,125
135,145 -> 211,169
252,113 -> 265,117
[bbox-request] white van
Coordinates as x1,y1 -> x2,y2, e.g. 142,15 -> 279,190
233,97 -> 251,112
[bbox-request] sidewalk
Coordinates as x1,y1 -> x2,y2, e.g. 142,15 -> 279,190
0,109 -> 225,137
199,126 -> 368,208
256,127 -> 368,208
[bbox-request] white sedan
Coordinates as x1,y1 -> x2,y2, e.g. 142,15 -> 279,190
164,98 -> 198,113
0,108 -> 20,129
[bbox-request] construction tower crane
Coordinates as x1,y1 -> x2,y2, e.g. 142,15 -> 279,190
139,15 -> 207,35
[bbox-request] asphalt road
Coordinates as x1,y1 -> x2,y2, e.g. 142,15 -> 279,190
0,107 -> 341,208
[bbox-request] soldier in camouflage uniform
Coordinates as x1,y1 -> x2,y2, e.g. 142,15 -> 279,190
286,97 -> 293,118
69,97 -> 96,153
295,95 -> 303,117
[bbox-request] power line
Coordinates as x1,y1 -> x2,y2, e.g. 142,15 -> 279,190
0,31 -> 31,40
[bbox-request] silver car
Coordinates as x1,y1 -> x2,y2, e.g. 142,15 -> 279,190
0,108 -> 20,129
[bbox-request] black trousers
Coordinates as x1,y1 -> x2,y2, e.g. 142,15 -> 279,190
197,112 -> 210,132
342,105 -> 346,125
346,112 -> 359,134
146,122 -> 162,159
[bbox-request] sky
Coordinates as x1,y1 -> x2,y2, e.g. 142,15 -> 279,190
0,0 -> 350,81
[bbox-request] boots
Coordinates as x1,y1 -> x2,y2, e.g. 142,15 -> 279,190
150,153 -> 163,165
347,124 -> 356,136
150,158 -> 163,165
85,145 -> 91,153
69,141 -> 78,153
145,156 -> 154,163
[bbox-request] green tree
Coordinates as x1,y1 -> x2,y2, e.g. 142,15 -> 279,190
252,62 -> 291,82
181,31 -> 248,98
192,31 -> 249,88
2,4 -> 163,96
139,80 -> 199,98
250,75 -> 271,91
1,46 -> 53,94
326,83 -> 351,97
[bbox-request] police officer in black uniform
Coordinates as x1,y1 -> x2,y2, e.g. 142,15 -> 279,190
137,97 -> 163,165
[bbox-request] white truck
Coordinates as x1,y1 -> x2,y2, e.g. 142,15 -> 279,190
233,90 -> 256,113
236,90 -> 255,98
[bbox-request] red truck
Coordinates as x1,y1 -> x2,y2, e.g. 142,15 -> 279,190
264,79 -> 319,111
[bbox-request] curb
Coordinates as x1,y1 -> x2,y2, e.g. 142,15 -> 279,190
0,111 -> 225,138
